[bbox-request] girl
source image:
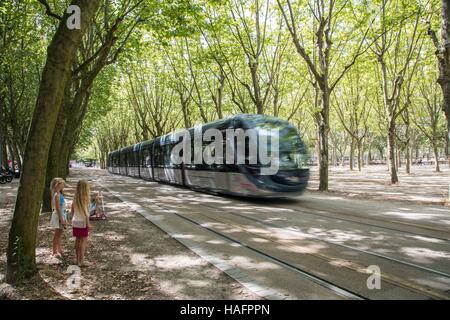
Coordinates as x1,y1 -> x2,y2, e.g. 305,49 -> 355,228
71,179 -> 92,267
50,177 -> 67,257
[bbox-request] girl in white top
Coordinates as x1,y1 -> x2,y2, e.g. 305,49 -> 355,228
50,177 -> 66,257
71,179 -> 93,267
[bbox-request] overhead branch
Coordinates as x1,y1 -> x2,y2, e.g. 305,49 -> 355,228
37,0 -> 62,21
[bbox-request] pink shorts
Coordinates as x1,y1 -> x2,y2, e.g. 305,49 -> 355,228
73,227 -> 89,238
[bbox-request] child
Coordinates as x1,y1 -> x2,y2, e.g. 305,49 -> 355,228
49,177 -> 67,257
71,179 -> 93,267
89,191 -> 106,220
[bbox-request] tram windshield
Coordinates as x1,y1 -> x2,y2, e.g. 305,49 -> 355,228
249,117 -> 309,171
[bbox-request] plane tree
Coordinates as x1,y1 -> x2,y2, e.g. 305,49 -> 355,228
276,0 -> 374,190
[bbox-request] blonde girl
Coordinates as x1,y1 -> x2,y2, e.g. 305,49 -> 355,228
49,177 -> 67,257
71,179 -> 92,267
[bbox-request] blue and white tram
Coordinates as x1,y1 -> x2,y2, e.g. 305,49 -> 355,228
107,114 -> 310,198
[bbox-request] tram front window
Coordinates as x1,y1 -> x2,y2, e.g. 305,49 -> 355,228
278,127 -> 309,170
252,120 -> 309,171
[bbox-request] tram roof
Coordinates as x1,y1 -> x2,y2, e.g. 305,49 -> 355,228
110,114 -> 296,154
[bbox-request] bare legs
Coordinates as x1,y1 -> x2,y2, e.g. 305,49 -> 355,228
75,238 -> 81,263
53,229 -> 63,256
75,237 -> 88,266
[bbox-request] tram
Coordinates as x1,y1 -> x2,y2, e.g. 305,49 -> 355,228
108,114 -> 309,197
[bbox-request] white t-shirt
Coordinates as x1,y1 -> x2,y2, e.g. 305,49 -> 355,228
72,206 -> 88,228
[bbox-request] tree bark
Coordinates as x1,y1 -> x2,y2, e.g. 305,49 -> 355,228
433,143 -> 441,172
331,141 -> 337,167
318,90 -> 330,191
6,0 -> 100,284
388,122 -> 399,183
357,139 -> 363,172
0,95 -> 7,168
405,142 -> 411,174
216,71 -> 225,119
386,136 -> 390,172
439,1 -> 450,159
349,137 -> 355,171
42,92 -> 71,212
7,141 -> 14,170
1,139 -> 7,168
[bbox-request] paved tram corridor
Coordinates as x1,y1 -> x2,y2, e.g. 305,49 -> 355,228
79,169 -> 450,300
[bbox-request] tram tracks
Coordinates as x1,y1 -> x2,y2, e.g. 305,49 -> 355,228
143,198 -> 367,300
202,194 -> 450,242
87,172 -> 450,299
197,202 -> 450,278
88,174 -> 365,300
182,202 -> 450,300
282,202 -> 450,242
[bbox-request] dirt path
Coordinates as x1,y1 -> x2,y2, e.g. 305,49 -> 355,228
0,172 -> 260,300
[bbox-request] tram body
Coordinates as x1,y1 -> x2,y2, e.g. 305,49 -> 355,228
107,114 -> 310,198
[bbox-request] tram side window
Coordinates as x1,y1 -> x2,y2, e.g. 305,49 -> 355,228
128,151 -> 133,167
153,144 -> 162,168
127,150 -> 133,167
221,129 -> 239,173
141,147 -> 151,168
168,142 -> 181,169
163,144 -> 172,168
133,149 -> 139,167
120,153 -> 125,167
147,147 -> 153,168
158,145 -> 165,168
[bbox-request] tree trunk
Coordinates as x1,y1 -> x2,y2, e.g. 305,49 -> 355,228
216,72 -> 225,119
7,142 -> 14,170
6,0 -> 100,284
405,142 -> 411,174
349,137 -> 355,171
432,0 -> 450,202
318,90 -> 330,191
332,142 -> 337,167
386,136 -> 391,172
388,123 -> 399,184
11,141 -> 21,170
180,93 -> 191,129
42,97 -> 70,212
0,95 -> 7,169
433,143 -> 441,172
357,139 -> 363,172
1,139 -> 7,168
445,126 -> 449,161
